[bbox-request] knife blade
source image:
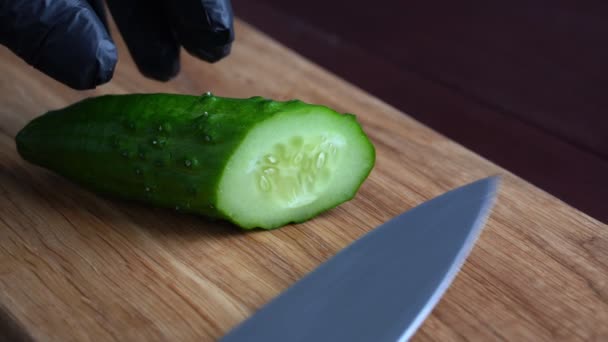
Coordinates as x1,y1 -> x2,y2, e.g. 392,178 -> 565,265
220,176 -> 499,342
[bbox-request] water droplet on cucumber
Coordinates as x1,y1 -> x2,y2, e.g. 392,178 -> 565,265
264,101 -> 279,110
183,157 -> 198,168
151,137 -> 166,148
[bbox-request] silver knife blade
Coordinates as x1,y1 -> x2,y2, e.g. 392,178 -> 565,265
221,176 -> 499,342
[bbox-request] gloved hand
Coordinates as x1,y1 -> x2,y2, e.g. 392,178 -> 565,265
0,0 -> 234,90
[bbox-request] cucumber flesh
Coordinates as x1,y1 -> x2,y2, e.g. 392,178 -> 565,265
218,107 -> 373,228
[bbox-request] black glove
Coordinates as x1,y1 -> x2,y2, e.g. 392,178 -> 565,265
0,0 -> 234,90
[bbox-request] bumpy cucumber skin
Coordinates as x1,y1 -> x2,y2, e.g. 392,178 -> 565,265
15,93 -> 375,229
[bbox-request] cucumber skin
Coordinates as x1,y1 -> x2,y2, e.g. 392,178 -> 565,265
15,93 -> 374,229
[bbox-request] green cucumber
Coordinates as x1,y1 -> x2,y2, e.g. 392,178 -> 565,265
15,93 -> 375,229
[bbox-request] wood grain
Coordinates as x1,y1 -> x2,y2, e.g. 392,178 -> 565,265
1,19 -> 607,341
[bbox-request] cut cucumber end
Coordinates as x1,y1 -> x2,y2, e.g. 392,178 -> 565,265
217,107 -> 375,229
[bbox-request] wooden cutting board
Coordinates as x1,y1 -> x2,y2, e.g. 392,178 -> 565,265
1,19 -> 607,342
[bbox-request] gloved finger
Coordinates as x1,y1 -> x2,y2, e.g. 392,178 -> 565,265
0,0 -> 117,89
164,0 -> 234,63
105,0 -> 180,81
87,0 -> 109,30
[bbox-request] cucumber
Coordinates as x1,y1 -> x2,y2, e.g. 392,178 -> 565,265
15,93 -> 375,229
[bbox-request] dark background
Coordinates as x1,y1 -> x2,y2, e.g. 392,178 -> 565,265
233,0 -> 608,223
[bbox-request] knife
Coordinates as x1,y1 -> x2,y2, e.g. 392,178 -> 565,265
220,176 -> 499,342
